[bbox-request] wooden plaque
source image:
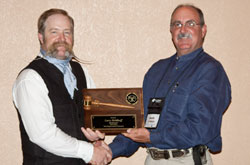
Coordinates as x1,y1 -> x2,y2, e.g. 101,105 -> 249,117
83,88 -> 144,135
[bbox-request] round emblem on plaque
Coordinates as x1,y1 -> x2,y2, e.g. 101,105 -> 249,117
126,93 -> 138,105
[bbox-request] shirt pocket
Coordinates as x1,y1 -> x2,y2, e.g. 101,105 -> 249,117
166,87 -> 189,118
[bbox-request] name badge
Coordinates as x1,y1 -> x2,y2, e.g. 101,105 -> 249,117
144,98 -> 165,129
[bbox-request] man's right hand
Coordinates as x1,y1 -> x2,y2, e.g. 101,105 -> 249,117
89,141 -> 112,165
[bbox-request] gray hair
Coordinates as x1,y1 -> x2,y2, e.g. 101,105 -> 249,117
171,4 -> 205,27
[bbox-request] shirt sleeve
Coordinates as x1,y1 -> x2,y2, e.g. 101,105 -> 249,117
81,65 -> 96,89
109,134 -> 142,159
12,69 -> 93,163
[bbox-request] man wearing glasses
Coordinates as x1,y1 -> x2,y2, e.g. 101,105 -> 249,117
84,4 -> 231,165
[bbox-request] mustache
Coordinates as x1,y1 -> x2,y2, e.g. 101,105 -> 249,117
50,41 -> 72,52
46,41 -> 74,58
177,33 -> 192,40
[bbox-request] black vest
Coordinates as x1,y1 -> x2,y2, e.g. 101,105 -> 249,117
17,57 -> 88,165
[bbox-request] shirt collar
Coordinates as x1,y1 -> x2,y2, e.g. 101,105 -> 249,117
175,47 -> 203,62
40,48 -> 46,56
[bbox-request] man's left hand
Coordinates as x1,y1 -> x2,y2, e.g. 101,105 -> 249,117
81,127 -> 105,142
122,128 -> 150,143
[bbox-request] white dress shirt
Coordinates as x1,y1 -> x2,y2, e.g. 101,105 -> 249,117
12,58 -> 96,163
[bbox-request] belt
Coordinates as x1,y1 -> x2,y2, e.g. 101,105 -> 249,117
147,148 -> 191,160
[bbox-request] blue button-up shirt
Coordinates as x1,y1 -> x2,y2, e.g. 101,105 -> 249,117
109,48 -> 231,158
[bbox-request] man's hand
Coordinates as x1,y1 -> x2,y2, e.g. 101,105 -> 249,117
81,128 -> 112,164
81,127 -> 105,141
90,141 -> 112,165
122,128 -> 151,143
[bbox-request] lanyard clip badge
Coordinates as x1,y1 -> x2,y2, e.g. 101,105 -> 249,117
144,98 -> 165,129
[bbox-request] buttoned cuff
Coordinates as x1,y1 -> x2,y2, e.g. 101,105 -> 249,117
77,141 -> 93,163
150,131 -> 161,145
109,141 -> 122,159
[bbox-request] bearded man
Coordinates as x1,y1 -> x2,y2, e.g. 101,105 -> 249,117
13,9 -> 111,165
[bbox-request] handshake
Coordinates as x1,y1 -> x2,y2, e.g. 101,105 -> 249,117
81,127 -> 151,165
81,128 -> 112,165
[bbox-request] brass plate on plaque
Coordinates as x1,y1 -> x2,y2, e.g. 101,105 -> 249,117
83,88 -> 144,135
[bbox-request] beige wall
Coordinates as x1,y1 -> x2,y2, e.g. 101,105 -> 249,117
1,0 -> 249,164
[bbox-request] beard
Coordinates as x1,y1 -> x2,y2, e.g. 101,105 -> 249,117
46,41 -> 74,59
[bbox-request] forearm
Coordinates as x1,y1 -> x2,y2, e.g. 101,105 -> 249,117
109,134 -> 141,159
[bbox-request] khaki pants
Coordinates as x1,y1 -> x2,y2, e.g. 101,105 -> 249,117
145,149 -> 213,165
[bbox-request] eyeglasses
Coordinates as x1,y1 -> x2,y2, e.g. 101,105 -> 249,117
170,20 -> 202,29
